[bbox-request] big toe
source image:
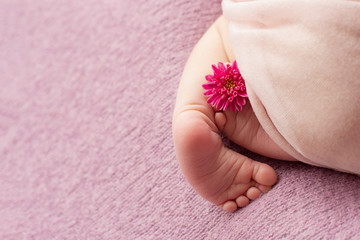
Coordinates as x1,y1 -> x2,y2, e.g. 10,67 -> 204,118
253,162 -> 277,187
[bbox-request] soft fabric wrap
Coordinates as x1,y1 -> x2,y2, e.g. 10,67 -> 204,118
222,0 -> 360,173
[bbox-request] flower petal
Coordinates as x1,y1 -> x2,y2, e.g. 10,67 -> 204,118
232,60 -> 238,70
236,96 -> 246,106
230,102 -> 236,112
205,74 -> 214,82
236,103 -> 243,112
207,94 -> 219,104
204,90 -> 214,96
217,62 -> 226,74
202,83 -> 215,90
212,64 -> 221,76
223,99 -> 230,111
214,95 -> 223,110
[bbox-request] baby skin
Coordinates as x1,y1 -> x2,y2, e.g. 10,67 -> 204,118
172,16 -> 297,212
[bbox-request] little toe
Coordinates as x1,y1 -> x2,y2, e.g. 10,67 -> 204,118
246,187 -> 262,200
214,112 -> 226,132
236,196 -> 250,208
222,201 -> 238,212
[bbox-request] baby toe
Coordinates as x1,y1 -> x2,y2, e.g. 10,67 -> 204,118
222,201 -> 238,212
252,162 -> 278,186
214,111 -> 227,132
236,195 -> 250,208
246,187 -> 261,200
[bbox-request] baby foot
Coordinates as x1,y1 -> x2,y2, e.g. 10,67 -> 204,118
172,16 -> 284,211
173,108 -> 277,211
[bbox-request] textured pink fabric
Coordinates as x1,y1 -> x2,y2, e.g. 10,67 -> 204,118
0,0 -> 359,239
223,0 -> 360,173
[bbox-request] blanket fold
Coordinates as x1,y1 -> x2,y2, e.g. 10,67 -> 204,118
223,0 -> 360,173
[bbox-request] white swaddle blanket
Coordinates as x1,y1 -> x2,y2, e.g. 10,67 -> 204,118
222,0 -> 360,174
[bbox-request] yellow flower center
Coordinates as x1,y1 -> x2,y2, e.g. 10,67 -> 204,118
225,79 -> 235,90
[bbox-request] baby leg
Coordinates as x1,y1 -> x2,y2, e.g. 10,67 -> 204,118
173,17 -> 280,211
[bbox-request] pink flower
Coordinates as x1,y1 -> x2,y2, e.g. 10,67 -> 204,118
203,61 -> 248,112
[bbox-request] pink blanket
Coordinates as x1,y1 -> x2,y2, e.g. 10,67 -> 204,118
0,0 -> 359,239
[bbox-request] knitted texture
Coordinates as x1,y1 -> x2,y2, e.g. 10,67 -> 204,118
0,0 -> 359,239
